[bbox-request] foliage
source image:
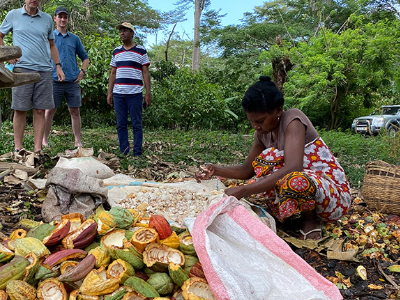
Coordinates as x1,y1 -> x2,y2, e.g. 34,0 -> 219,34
144,67 -> 231,130
282,17 -> 400,130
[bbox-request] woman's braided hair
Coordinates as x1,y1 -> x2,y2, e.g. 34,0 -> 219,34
242,76 -> 284,113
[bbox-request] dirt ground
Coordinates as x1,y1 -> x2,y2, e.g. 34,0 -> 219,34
1,153 -> 400,299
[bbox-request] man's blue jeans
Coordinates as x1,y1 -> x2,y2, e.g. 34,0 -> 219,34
113,93 -> 143,156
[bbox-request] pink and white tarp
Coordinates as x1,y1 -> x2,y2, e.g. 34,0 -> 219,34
191,196 -> 343,300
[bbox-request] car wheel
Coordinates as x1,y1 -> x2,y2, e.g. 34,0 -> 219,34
388,125 -> 398,137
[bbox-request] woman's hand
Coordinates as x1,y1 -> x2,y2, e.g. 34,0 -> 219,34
195,164 -> 215,183
224,185 -> 248,200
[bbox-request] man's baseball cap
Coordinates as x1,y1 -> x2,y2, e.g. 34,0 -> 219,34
55,7 -> 69,16
116,22 -> 135,32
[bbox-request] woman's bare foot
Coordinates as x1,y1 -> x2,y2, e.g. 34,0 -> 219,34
300,210 -> 322,240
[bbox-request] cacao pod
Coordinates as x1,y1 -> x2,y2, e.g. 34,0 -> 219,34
88,246 -> 111,268
9,229 -> 27,240
95,211 -> 116,235
189,262 -> 206,279
168,263 -> 189,287
148,215 -> 172,240
135,217 -> 150,228
181,277 -> 216,300
0,243 -> 14,263
5,280 -> 36,300
61,212 -> 84,232
143,243 -> 185,272
159,231 -> 179,249
58,254 -> 96,282
42,219 -> 71,246
0,256 -> 30,289
26,224 -> 55,242
101,229 -> 129,259
147,273 -> 174,295
103,287 -> 128,300
130,228 -> 158,253
37,278 -> 67,300
114,247 -> 145,270
79,267 -> 120,296
178,232 -> 196,256
123,276 -> 160,298
62,219 -> 97,249
106,259 -> 134,284
23,252 -> 39,285
183,255 -> 199,274
43,249 -> 87,268
109,207 -> 134,230
14,237 -> 50,259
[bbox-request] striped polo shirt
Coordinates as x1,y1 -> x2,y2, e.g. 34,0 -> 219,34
110,44 -> 150,95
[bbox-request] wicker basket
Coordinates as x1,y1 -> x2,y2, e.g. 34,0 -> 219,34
362,160 -> 400,215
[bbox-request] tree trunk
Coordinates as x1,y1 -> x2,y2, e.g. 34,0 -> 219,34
192,0 -> 203,71
165,23 -> 177,61
271,36 -> 292,92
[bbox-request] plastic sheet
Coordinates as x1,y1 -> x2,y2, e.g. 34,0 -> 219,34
191,196 -> 343,300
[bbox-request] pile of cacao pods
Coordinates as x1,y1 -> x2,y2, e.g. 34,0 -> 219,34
0,205 -> 216,300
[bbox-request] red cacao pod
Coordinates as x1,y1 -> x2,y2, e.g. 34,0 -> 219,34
148,215 -> 172,240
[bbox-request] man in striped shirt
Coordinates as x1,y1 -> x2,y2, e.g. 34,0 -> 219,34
107,22 -> 151,156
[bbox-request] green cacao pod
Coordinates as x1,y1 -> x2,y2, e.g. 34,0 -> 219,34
0,256 -> 30,289
114,247 -> 145,270
168,262 -> 189,287
103,287 -> 128,300
109,207 -> 135,230
183,255 -> 199,274
0,243 -> 14,263
23,252 -> 39,286
6,280 -> 36,300
123,276 -> 160,298
26,223 -> 55,242
14,237 -> 50,259
178,232 -> 196,256
147,273 -> 174,295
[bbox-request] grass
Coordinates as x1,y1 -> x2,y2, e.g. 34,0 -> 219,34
1,121 -> 399,188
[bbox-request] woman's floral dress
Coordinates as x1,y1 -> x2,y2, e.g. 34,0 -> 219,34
252,137 -> 352,222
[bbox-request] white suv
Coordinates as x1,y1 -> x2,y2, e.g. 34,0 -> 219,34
351,105 -> 400,136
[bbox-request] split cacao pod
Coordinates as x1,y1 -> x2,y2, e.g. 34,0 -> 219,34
178,232 -> 196,256
181,277 -> 216,300
5,280 -> 36,300
130,228 -> 158,253
42,219 -> 71,246
79,267 -> 120,296
37,278 -> 67,300
62,219 -> 97,249
106,259 -> 134,284
58,254 -> 96,282
168,262 -> 189,287
0,243 -> 14,263
43,248 -> 87,268
143,243 -> 185,272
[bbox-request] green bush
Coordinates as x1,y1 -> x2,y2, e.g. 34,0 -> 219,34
144,67 -> 232,130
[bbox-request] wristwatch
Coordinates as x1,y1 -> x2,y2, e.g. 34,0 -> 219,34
81,69 -> 87,74
55,63 -> 61,67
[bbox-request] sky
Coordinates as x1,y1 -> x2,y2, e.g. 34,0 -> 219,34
145,0 -> 266,47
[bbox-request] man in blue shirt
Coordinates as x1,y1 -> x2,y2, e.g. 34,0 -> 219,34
0,0 -> 65,153
43,7 -> 89,148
